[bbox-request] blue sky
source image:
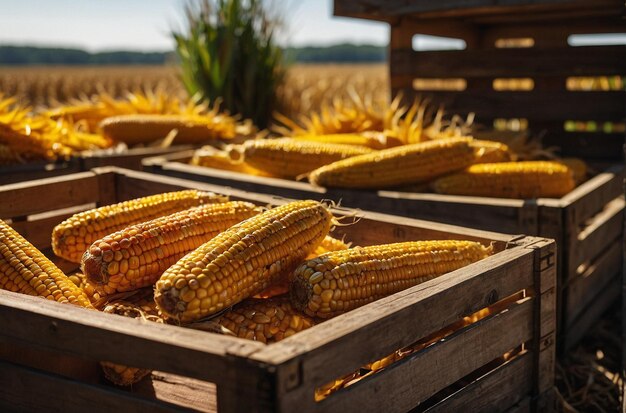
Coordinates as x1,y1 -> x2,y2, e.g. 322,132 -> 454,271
0,0 -> 389,51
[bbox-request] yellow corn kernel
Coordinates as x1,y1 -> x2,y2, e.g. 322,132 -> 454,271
432,161 -> 576,199
155,200 -> 333,323
309,137 -> 475,188
291,240 -> 491,318
0,220 -> 93,308
82,201 -> 261,295
52,189 -> 228,263
237,138 -> 373,179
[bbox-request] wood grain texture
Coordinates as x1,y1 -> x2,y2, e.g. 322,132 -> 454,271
0,360 -> 194,413
564,240 -> 622,327
423,353 -> 532,413
391,89 -> 625,121
0,291 -> 265,384
313,299 -> 533,413
81,145 -> 192,171
390,46 -> 626,78
0,159 -> 81,185
562,274 -> 621,352
0,172 -> 98,218
251,247 -> 536,388
566,196 -> 624,277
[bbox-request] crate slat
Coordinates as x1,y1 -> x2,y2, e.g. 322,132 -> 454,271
565,240 -> 622,327
313,299 -> 533,413
0,360 -> 196,413
392,89 -> 625,121
390,46 -> 626,78
423,352 -> 532,413
0,168 -> 556,412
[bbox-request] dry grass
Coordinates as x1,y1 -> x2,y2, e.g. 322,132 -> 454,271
0,64 -> 389,118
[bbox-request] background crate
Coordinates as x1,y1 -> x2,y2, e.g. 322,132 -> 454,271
0,168 -> 555,412
334,0 -> 626,161
0,158 -> 81,185
79,145 -> 194,171
143,152 -> 623,352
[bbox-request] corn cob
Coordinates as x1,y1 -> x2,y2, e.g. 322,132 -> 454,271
293,133 -> 401,150
82,201 -> 261,294
256,235 -> 351,299
470,139 -> 515,163
68,272 -> 104,307
291,240 -> 491,318
308,235 -> 350,258
190,146 -> 272,177
205,297 -> 316,344
52,190 -> 227,263
101,288 -> 162,386
432,161 -> 576,199
155,200 -> 334,323
99,114 -> 238,145
236,138 -> 373,179
0,220 -> 93,308
308,137 -> 475,189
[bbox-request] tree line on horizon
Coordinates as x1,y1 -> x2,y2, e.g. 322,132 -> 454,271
0,44 -> 387,65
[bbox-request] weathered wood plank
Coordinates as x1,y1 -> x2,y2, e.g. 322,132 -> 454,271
423,353 -> 532,413
565,240 -> 622,328
0,360 -> 193,413
0,291 -> 265,384
0,160 -> 81,185
561,166 -> 624,225
252,246 -> 535,382
562,273 -> 621,351
9,207 -> 92,250
566,196 -> 624,277
0,172 -> 99,218
81,145 -> 193,171
334,0 -> 623,21
391,89 -> 625,121
310,299 -> 533,413
390,46 -> 626,78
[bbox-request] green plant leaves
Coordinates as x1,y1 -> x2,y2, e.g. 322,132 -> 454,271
173,0 -> 284,128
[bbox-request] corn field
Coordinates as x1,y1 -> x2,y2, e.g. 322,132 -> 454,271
0,64 -> 389,120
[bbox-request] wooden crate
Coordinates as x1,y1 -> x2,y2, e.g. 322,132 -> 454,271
0,146 -> 192,185
143,152 -> 624,352
334,0 -> 626,161
79,145 -> 194,171
0,168 -> 555,413
0,158 -> 81,185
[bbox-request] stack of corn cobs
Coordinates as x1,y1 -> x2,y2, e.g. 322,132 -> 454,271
0,189 -> 492,393
191,94 -> 587,199
0,90 -> 255,165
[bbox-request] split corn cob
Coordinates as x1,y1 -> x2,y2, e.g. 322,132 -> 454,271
190,146 -> 272,177
206,297 -> 316,344
82,201 -> 261,294
236,138 -> 373,179
290,240 -> 491,318
0,220 -> 93,308
308,137 -> 475,188
432,161 -> 576,199
99,114 -> 238,145
52,190 -> 227,263
155,200 -> 334,323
